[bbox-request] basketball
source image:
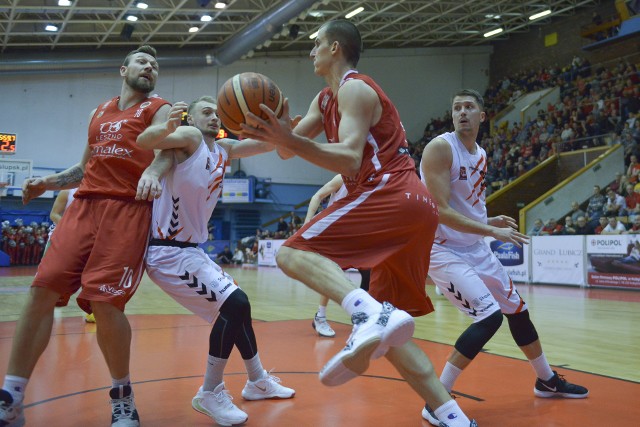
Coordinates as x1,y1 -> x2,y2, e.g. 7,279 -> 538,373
216,72 -> 284,135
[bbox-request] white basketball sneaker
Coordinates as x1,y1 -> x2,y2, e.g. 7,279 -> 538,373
192,383 -> 248,426
312,313 -> 336,338
0,389 -> 24,427
319,301 -> 414,386
241,371 -> 295,400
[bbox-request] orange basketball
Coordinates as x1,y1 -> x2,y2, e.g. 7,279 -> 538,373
216,72 -> 284,135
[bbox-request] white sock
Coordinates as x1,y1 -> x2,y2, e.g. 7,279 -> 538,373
433,399 -> 471,427
3,375 -> 28,403
317,305 -> 327,318
341,289 -> 381,318
244,353 -> 266,382
529,353 -> 554,381
111,374 -> 130,389
203,355 -> 227,392
440,362 -> 463,393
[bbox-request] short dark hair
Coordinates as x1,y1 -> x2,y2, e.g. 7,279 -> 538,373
321,19 -> 362,67
453,89 -> 485,110
188,96 -> 216,115
123,45 -> 157,66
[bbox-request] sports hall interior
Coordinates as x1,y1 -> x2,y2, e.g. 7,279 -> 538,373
1,1 -> 639,426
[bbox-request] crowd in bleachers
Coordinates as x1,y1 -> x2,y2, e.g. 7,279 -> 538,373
409,54 -> 639,195
1,220 -> 49,265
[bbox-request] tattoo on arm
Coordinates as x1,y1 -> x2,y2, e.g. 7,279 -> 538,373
55,166 -> 84,188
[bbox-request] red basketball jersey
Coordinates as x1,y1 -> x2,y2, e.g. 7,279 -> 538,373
76,95 -> 170,199
317,70 -> 415,191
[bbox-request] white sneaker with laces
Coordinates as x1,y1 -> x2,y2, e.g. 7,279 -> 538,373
312,314 -> 336,337
241,371 -> 295,400
0,389 -> 24,427
192,383 -> 248,426
319,301 -> 414,386
109,385 -> 140,427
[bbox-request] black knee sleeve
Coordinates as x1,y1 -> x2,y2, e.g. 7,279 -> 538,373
505,310 -> 539,347
210,289 -> 254,358
219,288 -> 258,360
454,310 -> 503,360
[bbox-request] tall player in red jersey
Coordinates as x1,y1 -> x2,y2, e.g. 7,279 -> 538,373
0,46 -> 171,427
241,20 -> 476,427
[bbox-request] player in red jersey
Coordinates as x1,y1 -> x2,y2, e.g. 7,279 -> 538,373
0,45 -> 171,427
241,19 -> 476,427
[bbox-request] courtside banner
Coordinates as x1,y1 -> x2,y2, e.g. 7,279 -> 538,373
587,235 -> 640,288
257,239 -> 286,267
531,236 -> 584,285
484,237 -> 530,282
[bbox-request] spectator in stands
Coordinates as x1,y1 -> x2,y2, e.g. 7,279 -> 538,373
276,217 -> 288,235
541,218 -> 564,235
564,216 -> 577,235
528,218 -> 545,236
624,216 -> 640,234
586,185 -> 607,226
594,217 -> 609,234
604,187 -> 627,217
569,201 -> 586,222
625,184 -> 640,221
232,245 -> 245,265
601,216 -> 627,235
574,216 -> 594,235
216,246 -> 233,264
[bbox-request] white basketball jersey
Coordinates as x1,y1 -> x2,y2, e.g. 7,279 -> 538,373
151,141 -> 228,244
421,131 -> 487,247
66,188 -> 77,210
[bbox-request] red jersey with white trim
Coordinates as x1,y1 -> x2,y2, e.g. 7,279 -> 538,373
76,95 -> 170,199
317,70 -> 414,191
421,131 -> 487,247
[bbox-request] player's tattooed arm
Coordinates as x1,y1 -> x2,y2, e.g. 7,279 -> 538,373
55,165 -> 84,188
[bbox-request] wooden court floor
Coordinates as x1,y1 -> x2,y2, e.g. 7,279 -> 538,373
1,266 -> 639,426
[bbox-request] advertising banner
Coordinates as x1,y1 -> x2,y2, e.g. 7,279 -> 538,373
257,239 -> 286,267
586,235 -> 640,289
484,237 -> 530,282
531,236 -> 585,285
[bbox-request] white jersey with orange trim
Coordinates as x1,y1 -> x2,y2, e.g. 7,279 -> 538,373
421,131 -> 487,247
151,140 -> 228,244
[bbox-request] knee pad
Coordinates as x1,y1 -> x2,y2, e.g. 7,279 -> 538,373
454,309 -> 503,360
505,310 -> 539,347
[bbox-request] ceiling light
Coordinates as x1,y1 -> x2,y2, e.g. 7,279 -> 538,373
529,9 -> 552,21
189,26 -> 199,33
126,15 -> 138,22
201,15 -> 212,22
58,0 -> 72,6
345,6 -> 364,19
309,30 -> 319,39
214,1 -> 227,9
485,14 -> 494,18
309,11 -> 324,18
136,2 -> 148,9
45,24 -> 59,32
483,28 -> 503,38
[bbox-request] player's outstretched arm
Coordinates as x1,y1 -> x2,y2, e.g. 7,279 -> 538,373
136,102 -> 200,152
136,149 -> 174,201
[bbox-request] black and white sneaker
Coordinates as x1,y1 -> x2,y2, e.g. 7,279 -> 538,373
0,389 -> 24,427
421,403 -> 440,426
109,385 -> 140,426
534,371 -> 589,398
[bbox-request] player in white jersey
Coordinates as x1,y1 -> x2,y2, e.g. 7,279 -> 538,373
136,96 -> 294,426
419,89 -> 588,425
304,174 -> 370,338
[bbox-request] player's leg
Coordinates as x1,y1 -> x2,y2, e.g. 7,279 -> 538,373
0,287 -> 61,427
386,342 -> 476,427
313,294 -> 335,337
480,246 -> 589,399
277,246 -> 414,385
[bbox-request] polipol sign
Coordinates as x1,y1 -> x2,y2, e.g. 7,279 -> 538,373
485,237 -> 529,282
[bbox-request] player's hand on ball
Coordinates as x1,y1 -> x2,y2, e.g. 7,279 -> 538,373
241,98 -> 292,144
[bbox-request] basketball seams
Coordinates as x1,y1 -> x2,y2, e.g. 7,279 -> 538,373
232,74 -> 251,119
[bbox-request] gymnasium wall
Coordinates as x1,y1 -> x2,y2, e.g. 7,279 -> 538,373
0,46 -> 490,186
